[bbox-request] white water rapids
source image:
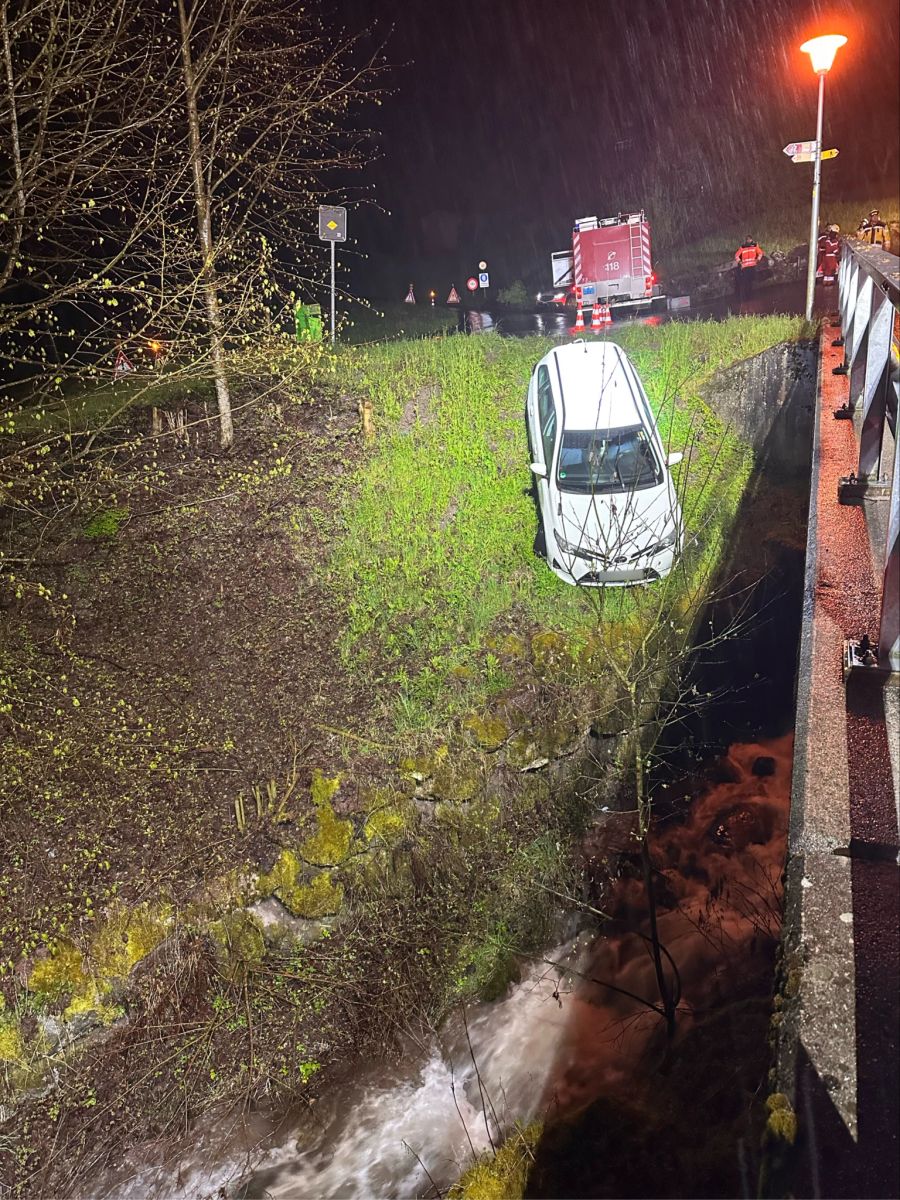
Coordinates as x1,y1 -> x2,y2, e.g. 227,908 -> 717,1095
102,940 -> 584,1200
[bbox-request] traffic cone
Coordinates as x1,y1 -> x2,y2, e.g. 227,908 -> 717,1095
590,302 -> 602,332
600,302 -> 612,327
573,303 -> 585,332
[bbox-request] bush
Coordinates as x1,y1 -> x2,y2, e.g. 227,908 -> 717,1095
496,281 -> 529,309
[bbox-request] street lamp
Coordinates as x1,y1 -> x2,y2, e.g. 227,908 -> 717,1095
800,34 -> 847,320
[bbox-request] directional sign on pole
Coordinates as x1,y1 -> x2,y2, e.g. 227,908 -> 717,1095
783,140 -> 818,157
792,148 -> 839,163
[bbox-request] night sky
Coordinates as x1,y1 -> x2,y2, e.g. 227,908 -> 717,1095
328,0 -> 899,300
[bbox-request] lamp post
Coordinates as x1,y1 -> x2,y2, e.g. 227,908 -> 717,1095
800,34 -> 847,321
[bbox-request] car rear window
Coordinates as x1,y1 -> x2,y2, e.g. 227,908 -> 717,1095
557,425 -> 662,494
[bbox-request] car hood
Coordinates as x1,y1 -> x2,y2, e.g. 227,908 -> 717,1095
555,482 -> 678,558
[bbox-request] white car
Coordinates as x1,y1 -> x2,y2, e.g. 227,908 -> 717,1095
525,340 -> 683,586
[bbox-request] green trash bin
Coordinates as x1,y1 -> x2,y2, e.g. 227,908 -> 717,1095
294,302 -> 323,342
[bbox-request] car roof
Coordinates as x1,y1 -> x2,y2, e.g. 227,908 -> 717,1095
542,341 -> 643,431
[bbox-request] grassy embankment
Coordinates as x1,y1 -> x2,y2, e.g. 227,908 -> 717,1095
0,314 -> 804,1193
659,194 -> 899,292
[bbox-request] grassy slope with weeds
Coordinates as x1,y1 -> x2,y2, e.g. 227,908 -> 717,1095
0,315 -> 803,1194
332,317 -> 805,732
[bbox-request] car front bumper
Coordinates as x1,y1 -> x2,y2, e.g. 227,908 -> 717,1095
549,546 -> 677,587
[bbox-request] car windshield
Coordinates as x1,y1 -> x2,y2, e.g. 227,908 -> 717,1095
556,424 -> 662,494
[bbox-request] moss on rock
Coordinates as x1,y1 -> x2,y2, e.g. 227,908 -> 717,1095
431,755 -> 483,803
92,902 -> 170,982
530,630 -> 569,676
765,1092 -> 797,1144
301,801 -> 353,866
0,1017 -> 24,1063
363,794 -> 411,844
448,1123 -> 541,1200
210,910 -> 266,979
258,849 -> 344,919
28,940 -> 92,1006
463,712 -> 510,752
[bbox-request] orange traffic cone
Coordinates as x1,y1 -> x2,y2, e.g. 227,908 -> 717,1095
573,303 -> 585,332
590,302 -> 602,332
600,302 -> 612,327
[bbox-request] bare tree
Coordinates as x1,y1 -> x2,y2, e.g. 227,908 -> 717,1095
1,0 -> 384,449
547,369 -> 757,1047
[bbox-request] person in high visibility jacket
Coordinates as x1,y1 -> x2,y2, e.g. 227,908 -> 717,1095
857,209 -> 888,248
733,237 -> 764,298
817,224 -> 841,284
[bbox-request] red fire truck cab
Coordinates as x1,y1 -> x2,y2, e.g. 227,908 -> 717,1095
536,212 -> 663,310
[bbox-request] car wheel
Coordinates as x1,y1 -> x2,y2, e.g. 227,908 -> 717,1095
533,521 -> 547,558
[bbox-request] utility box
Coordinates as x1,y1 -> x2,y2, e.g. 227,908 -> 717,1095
294,302 -> 323,342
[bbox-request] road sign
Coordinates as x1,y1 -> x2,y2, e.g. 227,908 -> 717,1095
113,349 -> 134,379
447,286 -> 460,304
466,277 -> 478,292
478,260 -> 488,271
783,140 -> 817,157
404,284 -> 415,304
318,206 -> 347,242
791,148 -> 839,163
478,271 -> 490,287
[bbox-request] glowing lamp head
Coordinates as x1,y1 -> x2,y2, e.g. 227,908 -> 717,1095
148,339 -> 163,354
800,34 -> 847,74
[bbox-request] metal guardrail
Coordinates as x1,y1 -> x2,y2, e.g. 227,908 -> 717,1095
835,239 -> 899,673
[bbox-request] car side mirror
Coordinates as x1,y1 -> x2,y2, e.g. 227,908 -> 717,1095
530,462 -> 548,478
666,451 -> 684,467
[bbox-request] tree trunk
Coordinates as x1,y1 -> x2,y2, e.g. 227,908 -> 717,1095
176,0 -> 233,450
1,1 -> 26,291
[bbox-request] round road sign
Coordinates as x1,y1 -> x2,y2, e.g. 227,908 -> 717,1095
478,260 -> 488,271
466,277 -> 478,292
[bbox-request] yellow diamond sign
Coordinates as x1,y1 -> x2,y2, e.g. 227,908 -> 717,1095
318,205 -> 347,242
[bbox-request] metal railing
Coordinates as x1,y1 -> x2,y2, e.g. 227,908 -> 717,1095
836,238 -> 900,673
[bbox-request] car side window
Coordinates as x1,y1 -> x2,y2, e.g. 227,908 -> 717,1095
537,367 -> 557,466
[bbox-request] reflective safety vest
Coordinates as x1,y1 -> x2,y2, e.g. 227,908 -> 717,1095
859,220 -> 887,246
735,243 -> 763,269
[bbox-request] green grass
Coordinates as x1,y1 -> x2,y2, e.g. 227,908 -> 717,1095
338,300 -> 457,344
329,316 -> 806,728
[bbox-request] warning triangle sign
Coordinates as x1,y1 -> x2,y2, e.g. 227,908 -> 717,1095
446,286 -> 460,304
113,349 -> 134,378
404,284 -> 415,304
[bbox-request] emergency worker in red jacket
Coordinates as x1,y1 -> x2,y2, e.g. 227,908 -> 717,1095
733,237 -> 764,298
817,224 -> 841,284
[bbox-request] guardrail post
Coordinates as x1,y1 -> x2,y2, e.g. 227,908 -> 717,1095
857,293 -> 893,478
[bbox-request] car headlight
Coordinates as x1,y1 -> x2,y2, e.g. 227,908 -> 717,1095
554,528 -> 605,561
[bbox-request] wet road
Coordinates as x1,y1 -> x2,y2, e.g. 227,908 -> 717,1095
457,278 -> 827,336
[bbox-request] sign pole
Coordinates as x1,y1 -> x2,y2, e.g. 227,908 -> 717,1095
330,239 -> 336,346
317,205 -> 347,346
805,73 -> 826,321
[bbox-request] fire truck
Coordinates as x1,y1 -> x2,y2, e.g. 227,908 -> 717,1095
536,211 -> 662,310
